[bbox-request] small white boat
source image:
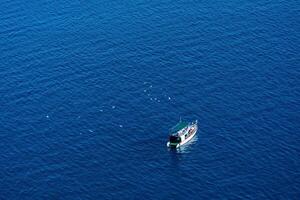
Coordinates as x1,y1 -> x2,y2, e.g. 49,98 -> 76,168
167,119 -> 198,148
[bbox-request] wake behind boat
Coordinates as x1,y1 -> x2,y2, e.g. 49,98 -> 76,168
167,119 -> 198,148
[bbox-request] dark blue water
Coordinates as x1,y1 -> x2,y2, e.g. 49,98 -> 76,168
1,0 -> 300,199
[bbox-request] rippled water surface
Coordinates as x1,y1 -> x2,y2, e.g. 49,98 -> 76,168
1,0 -> 299,199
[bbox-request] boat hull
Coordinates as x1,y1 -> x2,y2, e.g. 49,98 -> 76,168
167,122 -> 198,148
178,125 -> 197,147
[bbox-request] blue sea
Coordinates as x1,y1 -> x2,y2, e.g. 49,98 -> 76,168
0,0 -> 299,199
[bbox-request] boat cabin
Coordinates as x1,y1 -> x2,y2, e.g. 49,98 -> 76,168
169,135 -> 181,144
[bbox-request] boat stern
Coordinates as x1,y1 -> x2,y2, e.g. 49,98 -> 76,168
167,135 -> 181,148
167,142 -> 180,148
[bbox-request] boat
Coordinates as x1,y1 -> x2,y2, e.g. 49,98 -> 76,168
167,119 -> 198,148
